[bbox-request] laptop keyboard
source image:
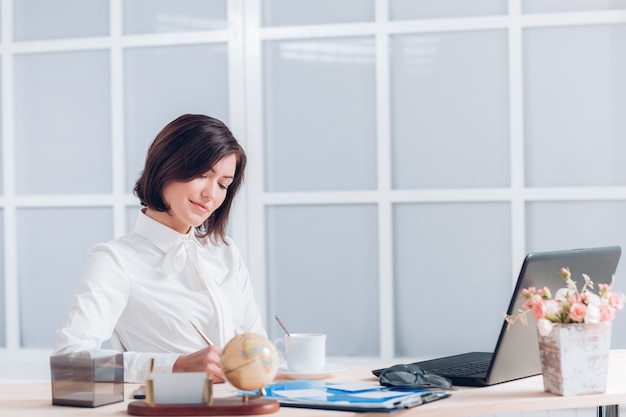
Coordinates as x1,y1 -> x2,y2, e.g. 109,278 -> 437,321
429,359 -> 491,376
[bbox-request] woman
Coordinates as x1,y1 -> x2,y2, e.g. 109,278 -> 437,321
54,114 -> 265,383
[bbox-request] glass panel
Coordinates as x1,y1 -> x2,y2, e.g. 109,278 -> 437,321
18,207 -> 113,348
14,0 -> 109,41
262,0 -> 374,27
390,0 -> 507,20
0,211 -> 4,347
266,204 -> 379,356
123,0 -> 226,34
264,37 -> 377,192
126,206 -> 142,234
523,0 -> 626,13
124,43 -> 229,192
526,201 -> 626,348
390,30 -> 509,189
14,51 -> 112,195
393,202 -> 511,357
524,25 -> 626,187
0,58 -> 2,195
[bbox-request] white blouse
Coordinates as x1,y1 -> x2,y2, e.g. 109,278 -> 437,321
54,210 -> 266,382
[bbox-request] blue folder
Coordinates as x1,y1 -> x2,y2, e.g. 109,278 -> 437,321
240,380 -> 450,412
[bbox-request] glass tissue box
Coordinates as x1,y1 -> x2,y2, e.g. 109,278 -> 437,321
50,351 -> 124,407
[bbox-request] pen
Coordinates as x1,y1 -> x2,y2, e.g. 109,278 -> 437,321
148,357 -> 154,377
190,320 -> 214,346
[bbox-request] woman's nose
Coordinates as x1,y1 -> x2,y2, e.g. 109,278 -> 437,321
203,180 -> 219,199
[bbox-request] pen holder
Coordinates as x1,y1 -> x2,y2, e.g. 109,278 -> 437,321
50,351 -> 124,407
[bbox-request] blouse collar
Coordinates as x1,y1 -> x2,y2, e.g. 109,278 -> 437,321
134,209 -> 199,253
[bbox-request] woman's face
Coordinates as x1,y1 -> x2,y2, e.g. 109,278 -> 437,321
149,153 -> 237,234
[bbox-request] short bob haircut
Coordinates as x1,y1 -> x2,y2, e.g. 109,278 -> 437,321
134,114 -> 247,244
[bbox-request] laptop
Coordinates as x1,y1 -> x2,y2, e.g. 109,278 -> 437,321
372,246 -> 622,387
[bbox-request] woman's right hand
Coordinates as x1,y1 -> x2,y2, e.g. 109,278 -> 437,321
173,345 -> 225,383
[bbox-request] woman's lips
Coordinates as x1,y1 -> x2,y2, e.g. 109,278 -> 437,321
191,200 -> 209,211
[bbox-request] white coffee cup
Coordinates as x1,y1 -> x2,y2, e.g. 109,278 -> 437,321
274,333 -> 326,373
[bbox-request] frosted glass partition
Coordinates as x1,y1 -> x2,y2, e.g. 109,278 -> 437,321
14,51 -> 112,195
390,30 -> 509,189
263,37 -> 377,192
523,0 -> 626,13
123,0 -> 226,34
13,0 -> 109,41
0,72 -> 2,193
393,202 -> 511,357
124,43 -> 229,191
17,207 -> 113,348
126,206 -> 142,234
390,0 -> 507,20
262,0 -> 374,26
525,200 -> 626,348
266,204 -> 379,356
0,212 -> 4,347
523,25 -> 626,187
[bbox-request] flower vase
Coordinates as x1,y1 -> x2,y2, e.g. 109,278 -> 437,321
536,322 -> 611,396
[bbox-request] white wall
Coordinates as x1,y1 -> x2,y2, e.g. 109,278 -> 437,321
1,8 -> 626,417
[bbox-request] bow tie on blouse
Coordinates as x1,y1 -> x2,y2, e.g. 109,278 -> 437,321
163,234 -> 197,273
161,234 -> 228,284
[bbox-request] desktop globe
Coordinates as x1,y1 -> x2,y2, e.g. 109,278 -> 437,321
128,332 -> 281,415
221,332 -> 279,391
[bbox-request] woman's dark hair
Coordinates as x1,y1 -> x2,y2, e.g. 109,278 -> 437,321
134,114 -> 246,244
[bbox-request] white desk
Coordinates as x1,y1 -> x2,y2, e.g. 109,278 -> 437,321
3,350 -> 626,417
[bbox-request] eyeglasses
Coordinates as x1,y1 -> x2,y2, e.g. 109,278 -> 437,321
378,364 -> 453,390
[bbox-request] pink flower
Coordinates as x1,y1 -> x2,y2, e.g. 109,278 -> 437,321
531,295 -> 546,320
609,293 -> 625,310
601,306 -> 616,323
569,302 -> 587,322
538,286 -> 552,299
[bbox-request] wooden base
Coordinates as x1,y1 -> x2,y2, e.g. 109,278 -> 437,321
127,397 -> 280,416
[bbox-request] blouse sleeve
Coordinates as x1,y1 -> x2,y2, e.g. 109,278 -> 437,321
54,243 -> 129,353
53,243 -> 179,383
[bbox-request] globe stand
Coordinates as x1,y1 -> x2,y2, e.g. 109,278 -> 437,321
127,379 -> 279,416
241,388 -> 266,403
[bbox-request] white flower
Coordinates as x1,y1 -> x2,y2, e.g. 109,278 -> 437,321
585,304 -> 601,324
554,288 -> 570,302
545,299 -> 560,316
537,318 -> 554,336
586,292 -> 601,307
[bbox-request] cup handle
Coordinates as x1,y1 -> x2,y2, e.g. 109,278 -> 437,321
273,338 -> 286,362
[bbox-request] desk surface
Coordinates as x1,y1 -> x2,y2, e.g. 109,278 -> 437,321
3,350 -> 626,417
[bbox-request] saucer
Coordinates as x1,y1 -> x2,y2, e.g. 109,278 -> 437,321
277,363 -> 346,380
